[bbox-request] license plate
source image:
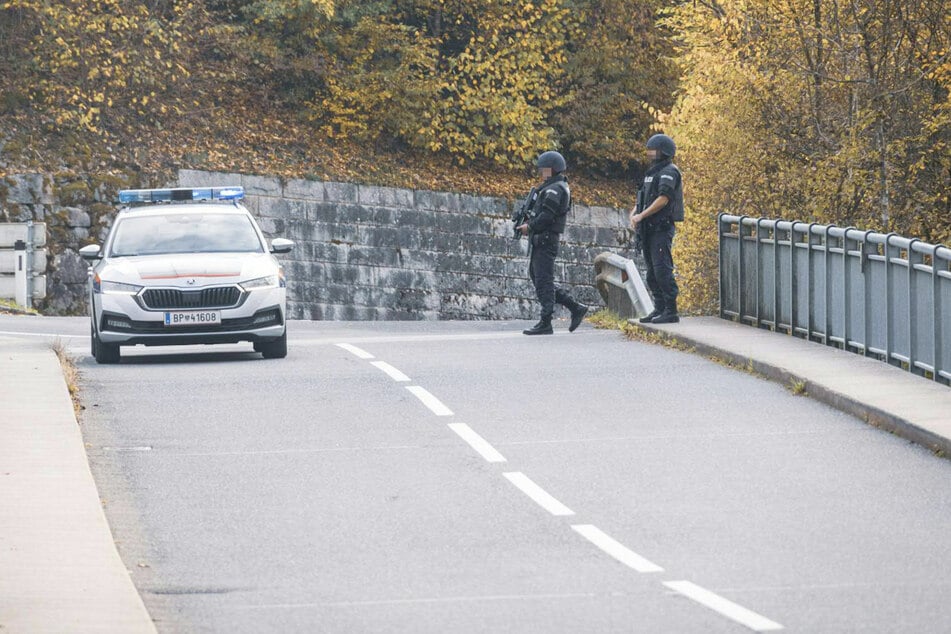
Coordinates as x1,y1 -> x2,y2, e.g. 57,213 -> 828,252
164,311 -> 221,326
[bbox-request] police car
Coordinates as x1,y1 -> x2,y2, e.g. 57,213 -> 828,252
80,186 -> 293,363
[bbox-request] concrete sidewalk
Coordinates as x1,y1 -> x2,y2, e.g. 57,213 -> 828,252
0,336 -> 155,633
638,316 -> 951,457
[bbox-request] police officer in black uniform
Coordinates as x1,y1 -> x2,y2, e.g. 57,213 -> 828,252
517,151 -> 589,335
630,134 -> 682,324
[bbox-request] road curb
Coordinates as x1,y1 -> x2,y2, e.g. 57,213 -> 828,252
0,337 -> 156,633
633,319 -> 951,459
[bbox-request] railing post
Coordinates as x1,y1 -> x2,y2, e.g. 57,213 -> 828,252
738,215 -> 748,323
718,213 -> 726,319
861,230 -> 875,357
884,232 -> 898,367
934,244 -> 946,383
823,225 -> 833,345
772,220 -> 780,331
806,222 -> 819,341
907,239 -> 920,375
789,221 -> 799,337
842,227 -> 856,351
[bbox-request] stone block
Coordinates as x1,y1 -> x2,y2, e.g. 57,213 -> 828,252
347,245 -> 398,268
177,169 -> 242,188
358,185 -> 414,208
397,249 -> 438,271
255,217 -> 286,236
309,202 -> 343,223
563,225 -> 598,245
462,194 -> 510,216
570,204 -> 592,226
61,207 -> 92,229
415,190 -> 462,212
324,181 -> 358,203
53,249 -> 88,284
253,197 -> 306,221
490,218 -> 513,238
589,206 -> 624,228
241,174 -> 281,196
5,174 -> 52,204
364,206 -> 399,226
399,208 -> 436,229
284,178 -> 326,201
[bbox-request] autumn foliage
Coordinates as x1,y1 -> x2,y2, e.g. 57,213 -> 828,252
1,0 -> 949,314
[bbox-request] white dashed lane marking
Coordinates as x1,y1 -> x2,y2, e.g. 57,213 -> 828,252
570,525 -> 663,573
503,472 -> 574,516
332,338 -> 784,632
370,360 -> 411,382
406,385 -> 454,416
664,580 -> 783,632
448,423 -> 506,463
335,343 -> 374,359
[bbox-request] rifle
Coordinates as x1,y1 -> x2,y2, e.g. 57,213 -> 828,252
633,187 -> 646,255
511,187 -> 537,239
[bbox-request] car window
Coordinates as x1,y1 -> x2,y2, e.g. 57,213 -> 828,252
109,213 -> 265,256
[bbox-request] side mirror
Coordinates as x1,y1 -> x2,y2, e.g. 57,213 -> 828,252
270,238 -> 294,254
79,244 -> 102,261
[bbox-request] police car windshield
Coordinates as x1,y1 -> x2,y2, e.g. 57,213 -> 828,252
109,213 -> 264,256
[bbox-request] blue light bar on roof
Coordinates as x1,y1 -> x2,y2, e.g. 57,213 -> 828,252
118,186 -> 245,204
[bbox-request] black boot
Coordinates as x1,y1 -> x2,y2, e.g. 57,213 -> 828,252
651,298 -> 680,324
568,303 -> 589,332
523,317 -> 554,335
639,299 -> 666,324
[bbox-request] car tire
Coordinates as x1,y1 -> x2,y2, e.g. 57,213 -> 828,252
258,330 -> 287,359
92,326 -> 121,364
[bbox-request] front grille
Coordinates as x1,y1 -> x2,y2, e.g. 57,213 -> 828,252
141,286 -> 242,309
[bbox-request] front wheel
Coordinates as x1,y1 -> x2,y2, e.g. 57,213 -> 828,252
255,330 -> 287,359
92,326 -> 120,364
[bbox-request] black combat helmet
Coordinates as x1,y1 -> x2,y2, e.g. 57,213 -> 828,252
536,151 -> 566,174
646,134 -> 676,159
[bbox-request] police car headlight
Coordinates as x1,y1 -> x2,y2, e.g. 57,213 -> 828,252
240,275 -> 279,291
98,280 -> 143,295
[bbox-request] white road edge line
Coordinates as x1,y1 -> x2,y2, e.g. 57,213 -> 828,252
663,580 -> 783,632
0,330 -> 83,338
448,423 -> 506,463
571,525 -> 663,573
503,472 -> 574,516
406,385 -> 454,416
370,360 -> 411,382
335,343 -> 375,359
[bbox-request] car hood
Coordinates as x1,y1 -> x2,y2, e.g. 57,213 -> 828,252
99,253 -> 278,287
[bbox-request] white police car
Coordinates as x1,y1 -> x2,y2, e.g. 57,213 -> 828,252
80,186 -> 293,363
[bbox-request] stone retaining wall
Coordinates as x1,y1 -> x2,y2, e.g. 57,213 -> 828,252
1,170 -> 638,318
180,170 -> 634,320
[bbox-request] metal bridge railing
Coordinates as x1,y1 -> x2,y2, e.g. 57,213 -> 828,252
718,214 -> 951,385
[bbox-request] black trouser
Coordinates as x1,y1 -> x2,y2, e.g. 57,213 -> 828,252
643,222 -> 679,306
529,232 -> 577,318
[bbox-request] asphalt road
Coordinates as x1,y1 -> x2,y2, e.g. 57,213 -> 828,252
4,315 -> 951,633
